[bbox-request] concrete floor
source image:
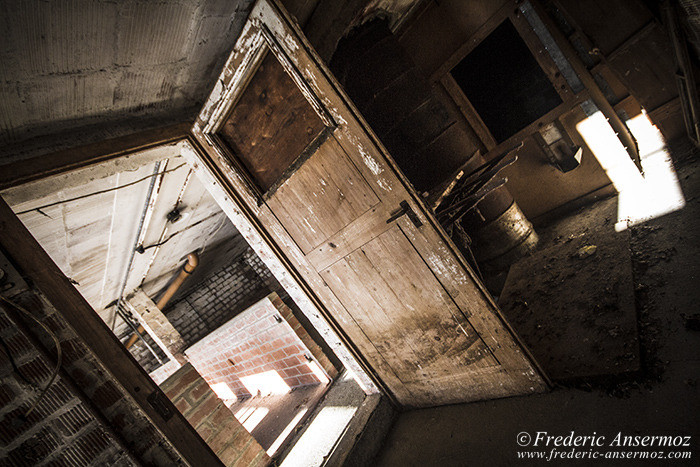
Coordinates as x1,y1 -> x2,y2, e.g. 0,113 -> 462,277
229,382 -> 328,456
375,142 -> 700,466
279,372 -> 367,466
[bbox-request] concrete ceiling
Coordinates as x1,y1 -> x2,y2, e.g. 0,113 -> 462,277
2,145 -> 247,322
0,0 -> 255,163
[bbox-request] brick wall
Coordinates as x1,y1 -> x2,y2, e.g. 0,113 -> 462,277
116,323 -> 169,374
123,248 -> 339,386
243,250 -> 341,377
185,294 -> 326,400
160,363 -> 270,467
0,292 -> 184,465
166,252 -> 270,347
269,294 -> 338,380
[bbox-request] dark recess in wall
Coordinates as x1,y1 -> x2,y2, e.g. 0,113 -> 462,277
450,19 -> 563,143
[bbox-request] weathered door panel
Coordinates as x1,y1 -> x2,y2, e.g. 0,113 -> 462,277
192,0 -> 545,407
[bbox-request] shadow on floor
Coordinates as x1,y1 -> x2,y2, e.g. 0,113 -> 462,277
375,143 -> 700,466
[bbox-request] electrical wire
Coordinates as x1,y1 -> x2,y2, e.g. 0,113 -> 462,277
0,334 -> 32,385
15,163 -> 187,216
0,295 -> 62,418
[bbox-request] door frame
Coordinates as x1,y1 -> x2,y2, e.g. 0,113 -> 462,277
177,136 -> 381,396
0,127 -> 379,467
190,0 -> 548,406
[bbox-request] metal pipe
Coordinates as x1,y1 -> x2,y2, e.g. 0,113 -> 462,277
118,304 -> 164,364
111,160 -> 162,330
124,252 -> 199,350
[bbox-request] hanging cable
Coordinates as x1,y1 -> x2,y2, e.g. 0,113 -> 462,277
0,295 -> 62,418
15,163 -> 186,216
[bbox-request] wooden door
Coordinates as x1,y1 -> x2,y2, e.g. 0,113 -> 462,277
192,0 -> 545,407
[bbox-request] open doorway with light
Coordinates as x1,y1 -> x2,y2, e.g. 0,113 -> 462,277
1,141 -> 372,463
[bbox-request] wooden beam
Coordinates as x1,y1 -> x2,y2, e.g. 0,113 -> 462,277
125,289 -> 188,365
0,122 -> 192,190
440,74 -> 497,150
481,89 -> 591,162
430,2 -> 513,82
0,196 -> 224,466
528,0 -> 642,172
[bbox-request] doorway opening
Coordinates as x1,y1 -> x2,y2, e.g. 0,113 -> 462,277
1,141 -> 370,462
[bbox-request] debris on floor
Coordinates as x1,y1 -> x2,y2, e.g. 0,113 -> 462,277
498,197 -> 640,381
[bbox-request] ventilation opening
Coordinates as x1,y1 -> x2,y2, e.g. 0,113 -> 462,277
450,19 -> 563,143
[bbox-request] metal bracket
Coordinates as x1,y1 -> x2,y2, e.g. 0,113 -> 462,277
147,390 -> 174,421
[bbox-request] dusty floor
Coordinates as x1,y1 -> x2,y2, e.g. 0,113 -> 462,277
375,141 -> 700,466
229,382 -> 328,455
498,196 -> 639,380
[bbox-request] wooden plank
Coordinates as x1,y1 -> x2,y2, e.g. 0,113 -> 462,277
0,196 -> 224,466
267,136 -> 380,253
604,20 -> 657,62
554,0 -> 653,56
605,22 -> 678,111
509,8 -> 574,102
430,2 -> 513,82
217,50 -> 326,192
480,90 -> 589,163
0,122 -> 191,190
440,74 -> 497,150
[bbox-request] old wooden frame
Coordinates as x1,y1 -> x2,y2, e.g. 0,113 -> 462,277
433,0 -> 641,171
201,26 -> 338,203
191,0 -> 547,406
177,137 -> 380,395
434,3 -> 575,151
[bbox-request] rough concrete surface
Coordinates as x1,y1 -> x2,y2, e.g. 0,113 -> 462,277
0,0 -> 255,163
375,141 -> 700,466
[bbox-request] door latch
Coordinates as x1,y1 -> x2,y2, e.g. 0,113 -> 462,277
386,200 -> 423,228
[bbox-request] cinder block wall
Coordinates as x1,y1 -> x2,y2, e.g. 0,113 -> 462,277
0,292 -> 184,466
166,251 -> 270,346
160,363 -> 270,466
185,295 -> 325,399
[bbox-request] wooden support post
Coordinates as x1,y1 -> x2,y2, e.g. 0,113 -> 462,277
0,195 -> 224,466
125,289 -> 188,365
529,0 -> 642,172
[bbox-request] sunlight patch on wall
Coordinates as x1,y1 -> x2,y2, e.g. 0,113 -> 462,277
240,370 -> 291,396
576,110 -> 685,230
211,381 -> 237,407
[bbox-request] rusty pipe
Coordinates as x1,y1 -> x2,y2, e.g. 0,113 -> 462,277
124,252 -> 199,350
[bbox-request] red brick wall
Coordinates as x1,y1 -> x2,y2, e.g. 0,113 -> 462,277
185,294 -> 326,399
269,294 -> 338,380
160,363 -> 269,466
